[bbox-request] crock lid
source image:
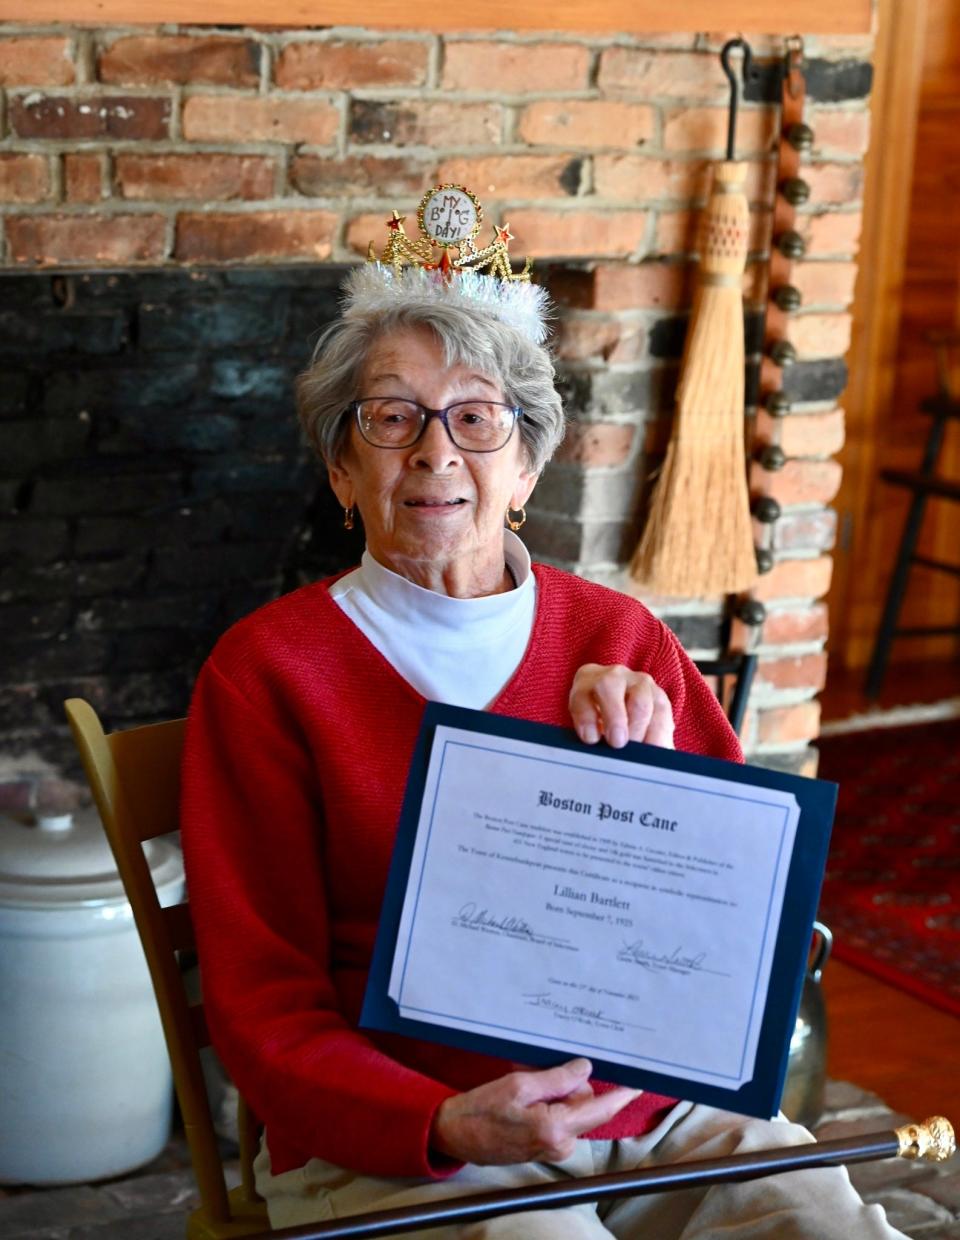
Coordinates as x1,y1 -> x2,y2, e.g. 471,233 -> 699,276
0,808 -> 183,908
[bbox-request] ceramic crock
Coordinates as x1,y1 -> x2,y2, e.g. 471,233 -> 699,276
0,808 -> 183,1184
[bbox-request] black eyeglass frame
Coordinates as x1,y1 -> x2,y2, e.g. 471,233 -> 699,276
349,398 -> 524,453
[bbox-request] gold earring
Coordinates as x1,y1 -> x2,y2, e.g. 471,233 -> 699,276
343,506 -> 355,531
505,506 -> 526,532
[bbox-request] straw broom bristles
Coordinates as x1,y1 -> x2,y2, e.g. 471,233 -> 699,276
630,161 -> 757,598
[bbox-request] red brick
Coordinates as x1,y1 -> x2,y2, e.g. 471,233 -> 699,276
606,323 -> 647,364
756,652 -> 828,692
750,458 -> 842,506
778,409 -> 845,458
655,206 -> 770,256
590,262 -> 691,310
436,154 -> 582,198
808,108 -> 871,158
757,700 -> 822,745
517,101 -> 655,148
175,210 -> 337,263
507,209 -> 649,259
595,154 -> 774,206
275,39 -> 428,89
0,37 -> 75,86
0,153 -> 50,203
663,106 -> 777,154
182,95 -> 339,145
350,99 -> 501,147
555,316 -> 645,363
98,35 -> 259,87
63,153 -> 103,203
346,212 -> 405,256
11,94 -> 170,141
6,214 -> 167,266
802,162 -> 864,205
554,423 -> 635,467
752,556 -> 833,602
754,407 -> 843,456
351,209 -> 649,262
594,155 -> 708,202
770,509 -> 838,553
599,48 -> 729,99
786,312 -> 852,357
791,261 -> 858,307
761,603 -> 829,645
795,212 -> 862,258
291,154 -> 432,198
116,154 -> 275,201
442,41 -> 589,92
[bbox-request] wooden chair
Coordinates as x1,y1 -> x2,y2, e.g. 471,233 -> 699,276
694,652 -> 757,739
64,698 -> 268,1240
63,669 -> 802,1240
866,331 -> 960,697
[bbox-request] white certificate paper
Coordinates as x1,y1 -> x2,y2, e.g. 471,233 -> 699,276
387,724 -> 800,1091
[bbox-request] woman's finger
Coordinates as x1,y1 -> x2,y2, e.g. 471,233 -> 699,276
550,1083 -> 643,1137
645,689 -> 675,748
589,667 -> 632,748
624,678 -> 656,742
513,1058 -> 593,1106
569,667 -> 603,743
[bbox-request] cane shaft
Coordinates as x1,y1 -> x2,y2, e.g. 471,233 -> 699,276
264,1131 -> 913,1240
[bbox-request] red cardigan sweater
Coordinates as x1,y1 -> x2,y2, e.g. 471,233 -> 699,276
180,564 -> 742,1179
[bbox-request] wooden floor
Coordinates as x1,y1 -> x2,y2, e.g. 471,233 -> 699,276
824,960 -> 960,1125
817,655 -> 960,1131
820,655 -> 960,723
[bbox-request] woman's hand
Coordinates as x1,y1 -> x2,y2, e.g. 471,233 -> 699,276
569,664 -> 675,749
430,1058 -> 640,1166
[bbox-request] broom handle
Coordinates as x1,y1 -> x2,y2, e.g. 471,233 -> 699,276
720,38 -> 754,160
261,1118 -> 955,1240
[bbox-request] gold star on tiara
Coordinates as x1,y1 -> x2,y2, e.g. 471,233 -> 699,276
366,183 -> 531,283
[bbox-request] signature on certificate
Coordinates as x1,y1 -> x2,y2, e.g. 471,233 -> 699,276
456,901 -> 535,938
617,939 -> 729,977
522,991 -> 654,1033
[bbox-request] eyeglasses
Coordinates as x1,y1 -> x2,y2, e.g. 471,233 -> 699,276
351,398 -> 522,452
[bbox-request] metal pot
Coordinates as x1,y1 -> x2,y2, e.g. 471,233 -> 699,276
0,809 -> 183,1184
780,921 -> 832,1129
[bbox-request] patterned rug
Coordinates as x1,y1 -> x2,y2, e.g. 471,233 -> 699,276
815,717 -> 960,1018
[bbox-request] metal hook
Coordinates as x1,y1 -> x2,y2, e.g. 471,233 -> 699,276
720,37 -> 753,161
784,34 -> 805,99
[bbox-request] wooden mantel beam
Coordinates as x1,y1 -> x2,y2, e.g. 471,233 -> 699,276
0,1 -> 873,34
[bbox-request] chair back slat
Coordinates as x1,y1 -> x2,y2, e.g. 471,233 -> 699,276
64,698 -> 235,1227
108,721 -> 186,842
693,653 -> 757,738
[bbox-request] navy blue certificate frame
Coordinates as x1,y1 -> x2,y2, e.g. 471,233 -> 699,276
361,703 -> 837,1119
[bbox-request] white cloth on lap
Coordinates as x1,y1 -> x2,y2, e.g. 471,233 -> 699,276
254,1101 -> 908,1239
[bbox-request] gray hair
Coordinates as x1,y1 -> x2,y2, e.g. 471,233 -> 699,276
296,294 -> 566,473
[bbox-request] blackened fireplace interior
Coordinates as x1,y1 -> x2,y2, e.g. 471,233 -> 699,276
0,267 -> 365,803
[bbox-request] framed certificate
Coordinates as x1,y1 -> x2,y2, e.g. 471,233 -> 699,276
362,704 -> 837,1119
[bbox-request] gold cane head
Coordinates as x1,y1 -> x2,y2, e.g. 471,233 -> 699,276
896,1117 -> 956,1162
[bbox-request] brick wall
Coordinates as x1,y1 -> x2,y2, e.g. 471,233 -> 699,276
0,23 -> 874,807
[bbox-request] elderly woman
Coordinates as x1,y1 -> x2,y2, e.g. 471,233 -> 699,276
181,197 -> 905,1240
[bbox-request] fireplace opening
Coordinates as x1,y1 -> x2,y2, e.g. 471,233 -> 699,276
0,266 -> 366,804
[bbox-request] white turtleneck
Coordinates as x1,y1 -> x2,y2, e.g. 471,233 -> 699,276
328,531 -> 536,709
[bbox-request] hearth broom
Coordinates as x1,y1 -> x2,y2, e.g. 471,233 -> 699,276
630,39 -> 758,597
246,1116 -> 955,1238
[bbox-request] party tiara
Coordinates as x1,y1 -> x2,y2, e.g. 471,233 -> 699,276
344,182 -> 551,345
